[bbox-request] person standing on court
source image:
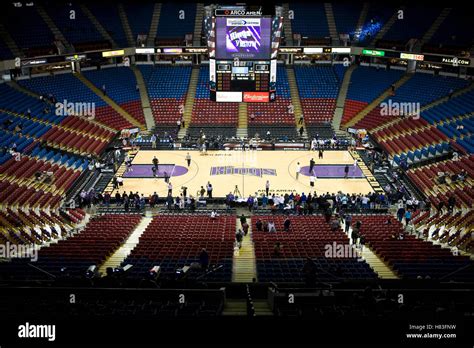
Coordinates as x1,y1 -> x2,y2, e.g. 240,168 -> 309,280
318,148 -> 323,159
152,156 -> 159,169
310,174 -> 316,189
265,180 -> 270,196
206,181 -> 213,199
186,152 -> 191,167
344,165 -> 349,179
299,126 -> 304,137
309,158 -> 315,175
296,162 -> 301,180
167,181 -> 173,196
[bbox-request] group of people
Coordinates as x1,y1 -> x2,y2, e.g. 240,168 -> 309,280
437,170 -> 468,185
226,190 -> 391,216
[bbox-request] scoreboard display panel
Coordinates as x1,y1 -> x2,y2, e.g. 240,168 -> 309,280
210,14 -> 277,103
215,60 -> 270,92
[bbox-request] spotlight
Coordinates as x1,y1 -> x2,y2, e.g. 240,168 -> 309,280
86,265 -> 97,279
149,265 -> 161,280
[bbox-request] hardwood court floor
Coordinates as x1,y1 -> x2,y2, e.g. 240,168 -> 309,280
115,150 -> 373,198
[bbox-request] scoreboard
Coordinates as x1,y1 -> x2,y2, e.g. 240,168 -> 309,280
216,60 -> 270,92
207,10 -> 282,102
210,59 -> 276,102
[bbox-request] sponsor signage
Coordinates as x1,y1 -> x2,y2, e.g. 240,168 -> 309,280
279,47 -> 303,53
216,91 -> 242,102
423,55 -> 471,66
102,50 -> 125,57
243,92 -> 269,102
135,48 -> 155,54
362,49 -> 385,57
162,48 -> 183,54
303,47 -> 323,54
65,54 -> 86,61
215,9 -> 263,17
21,58 -> 48,66
184,47 -> 208,53
332,47 -> 351,53
400,53 -> 424,61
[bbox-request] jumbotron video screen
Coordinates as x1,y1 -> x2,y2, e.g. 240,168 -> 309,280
216,17 -> 272,60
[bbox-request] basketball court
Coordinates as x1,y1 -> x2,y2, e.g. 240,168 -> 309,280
112,150 -> 375,197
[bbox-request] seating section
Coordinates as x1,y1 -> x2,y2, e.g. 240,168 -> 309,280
87,4 -> 128,47
0,38 -> 13,60
191,66 -> 238,127
0,214 -> 140,280
0,287 -> 225,318
83,67 -> 145,124
18,73 -> 132,130
0,83 -> 114,157
425,8 -> 474,54
248,66 -> 294,128
0,178 -> 63,209
407,155 -> 474,208
0,208 -> 85,246
252,215 -> 377,282
156,3 -> 196,43
0,156 -> 81,193
413,210 -> 473,253
47,4 -> 109,51
1,6 -> 55,57
355,215 -> 474,281
357,4 -> 396,44
352,72 -> 470,158
295,65 -> 342,124
122,214 -> 235,281
289,3 -> 329,41
422,89 -> 474,154
377,6 -> 441,49
139,65 -> 191,126
332,3 -> 363,38
342,66 -> 403,125
124,3 -> 154,39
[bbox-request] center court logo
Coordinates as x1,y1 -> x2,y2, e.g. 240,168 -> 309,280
55,99 -> 95,119
379,99 -> 420,119
0,242 -> 38,261
210,166 -> 276,177
18,322 -> 56,341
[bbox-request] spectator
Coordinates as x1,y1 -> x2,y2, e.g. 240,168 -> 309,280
283,217 -> 291,232
235,229 -> 244,248
255,219 -> 263,231
404,210 -> 412,225
199,248 -> 209,270
273,242 -> 282,257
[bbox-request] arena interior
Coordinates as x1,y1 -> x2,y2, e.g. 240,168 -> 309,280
0,0 -> 473,345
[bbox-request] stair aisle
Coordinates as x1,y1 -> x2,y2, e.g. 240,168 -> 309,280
232,216 -> 257,283
178,66 -> 200,139
132,66 -> 155,131
99,214 -> 153,275
118,4 -> 135,47
286,67 -> 308,139
333,64 -> 357,130
343,74 -> 412,129
147,3 -> 162,47
75,73 -> 145,129
237,103 -> 248,138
